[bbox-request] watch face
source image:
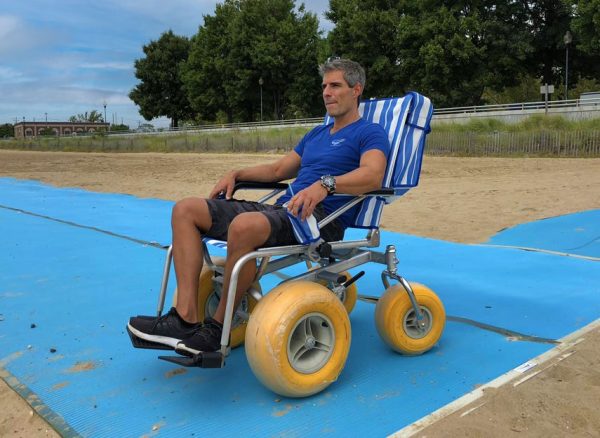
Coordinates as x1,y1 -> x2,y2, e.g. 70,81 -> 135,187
322,175 -> 335,192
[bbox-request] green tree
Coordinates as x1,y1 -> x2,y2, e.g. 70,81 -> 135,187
571,0 -> 600,55
0,123 -> 14,138
326,0 -> 402,98
570,77 -> 600,97
525,0 -> 572,86
569,0 -> 600,91
183,0 -> 322,122
68,110 -> 104,123
327,1 -> 532,107
478,1 -> 599,102
482,74 -> 544,104
110,124 -> 130,132
39,127 -> 57,136
129,30 -> 194,128
183,2 -> 239,122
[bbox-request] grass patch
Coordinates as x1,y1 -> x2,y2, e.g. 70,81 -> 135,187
3,116 -> 600,157
434,114 -> 600,133
1,126 -> 314,153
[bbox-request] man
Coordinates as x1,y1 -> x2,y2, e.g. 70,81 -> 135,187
128,58 -> 390,355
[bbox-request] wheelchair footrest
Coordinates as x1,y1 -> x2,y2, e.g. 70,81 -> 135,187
159,352 -> 225,368
127,326 -> 173,351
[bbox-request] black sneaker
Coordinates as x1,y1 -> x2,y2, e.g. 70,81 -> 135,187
127,307 -> 200,349
176,318 -> 223,356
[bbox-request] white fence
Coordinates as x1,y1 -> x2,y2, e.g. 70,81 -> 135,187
433,97 -> 600,124
427,130 -> 600,156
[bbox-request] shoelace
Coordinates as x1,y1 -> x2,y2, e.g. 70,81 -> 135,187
191,322 -> 222,343
151,308 -> 177,332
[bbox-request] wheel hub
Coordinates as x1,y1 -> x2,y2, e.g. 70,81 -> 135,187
287,313 -> 335,374
305,336 -> 316,349
403,306 -> 433,339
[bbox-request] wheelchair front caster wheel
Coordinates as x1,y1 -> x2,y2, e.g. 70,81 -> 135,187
245,281 -> 351,397
375,283 -> 445,355
173,256 -> 259,348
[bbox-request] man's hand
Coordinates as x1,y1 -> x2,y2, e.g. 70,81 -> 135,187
209,170 -> 237,199
286,181 -> 328,220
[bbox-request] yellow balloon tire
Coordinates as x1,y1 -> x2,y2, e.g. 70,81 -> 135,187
313,270 -> 358,314
173,256 -> 259,348
245,281 -> 351,398
375,283 -> 445,355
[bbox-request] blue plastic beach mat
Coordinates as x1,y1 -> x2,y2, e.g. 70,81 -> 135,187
1,178 -> 598,437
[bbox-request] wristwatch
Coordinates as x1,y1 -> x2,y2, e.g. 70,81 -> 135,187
320,175 -> 336,194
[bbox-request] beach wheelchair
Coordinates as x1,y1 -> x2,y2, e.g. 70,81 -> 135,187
129,92 -> 445,397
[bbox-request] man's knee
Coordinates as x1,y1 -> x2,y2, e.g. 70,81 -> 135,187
227,213 -> 270,250
172,197 -> 211,232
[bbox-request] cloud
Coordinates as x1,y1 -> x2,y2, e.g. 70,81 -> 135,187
80,62 -> 133,71
0,1 -> 332,126
0,67 -> 28,83
0,15 -> 64,56
108,0 -> 212,33
0,81 -> 127,105
0,81 -> 144,125
0,15 -> 18,36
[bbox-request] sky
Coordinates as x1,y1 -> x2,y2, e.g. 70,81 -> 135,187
0,1 -> 332,128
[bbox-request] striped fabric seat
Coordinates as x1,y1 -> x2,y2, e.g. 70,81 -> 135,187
288,92 -> 433,243
351,92 -> 433,228
204,92 -> 433,249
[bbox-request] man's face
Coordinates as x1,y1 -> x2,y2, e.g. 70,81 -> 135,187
322,70 -> 362,117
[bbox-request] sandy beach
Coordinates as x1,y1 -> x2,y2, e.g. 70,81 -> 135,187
1,150 -> 599,437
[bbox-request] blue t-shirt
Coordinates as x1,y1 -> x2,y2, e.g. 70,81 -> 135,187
276,118 -> 390,228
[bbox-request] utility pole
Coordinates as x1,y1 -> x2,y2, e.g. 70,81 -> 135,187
259,77 -> 264,121
564,31 -> 573,100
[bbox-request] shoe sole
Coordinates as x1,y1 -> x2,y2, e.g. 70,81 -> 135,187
127,323 -> 181,349
175,343 -> 202,357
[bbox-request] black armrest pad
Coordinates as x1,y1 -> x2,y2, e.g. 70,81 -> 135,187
233,181 -> 288,192
364,188 -> 395,196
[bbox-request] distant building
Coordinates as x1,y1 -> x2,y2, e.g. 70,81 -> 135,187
14,121 -> 110,139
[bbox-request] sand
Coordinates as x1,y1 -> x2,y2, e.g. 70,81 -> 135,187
1,150 -> 599,437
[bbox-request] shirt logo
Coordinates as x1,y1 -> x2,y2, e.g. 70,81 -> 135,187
331,138 -> 346,147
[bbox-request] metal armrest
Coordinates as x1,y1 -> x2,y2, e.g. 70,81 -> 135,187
316,188 -> 395,228
229,183 -> 404,227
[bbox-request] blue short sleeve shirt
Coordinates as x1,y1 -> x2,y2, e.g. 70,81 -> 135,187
277,118 -> 390,228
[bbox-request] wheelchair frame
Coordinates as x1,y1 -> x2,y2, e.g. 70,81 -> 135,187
153,181 -> 427,368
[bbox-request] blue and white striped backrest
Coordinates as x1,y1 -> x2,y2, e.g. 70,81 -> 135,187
324,92 -> 434,229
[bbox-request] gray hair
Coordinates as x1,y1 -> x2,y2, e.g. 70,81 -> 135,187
319,58 -> 366,90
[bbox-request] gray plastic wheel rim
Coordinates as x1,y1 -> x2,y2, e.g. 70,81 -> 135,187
403,306 -> 433,339
206,289 -> 249,328
287,312 -> 335,374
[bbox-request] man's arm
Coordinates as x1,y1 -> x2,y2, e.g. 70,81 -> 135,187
286,149 -> 387,220
209,151 -> 301,199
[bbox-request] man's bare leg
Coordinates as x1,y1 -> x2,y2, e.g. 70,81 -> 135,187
212,212 -> 271,324
171,197 -> 213,323
126,196 -> 212,348
174,212 -> 271,354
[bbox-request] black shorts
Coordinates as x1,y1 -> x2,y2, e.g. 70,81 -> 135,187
205,198 -> 345,247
